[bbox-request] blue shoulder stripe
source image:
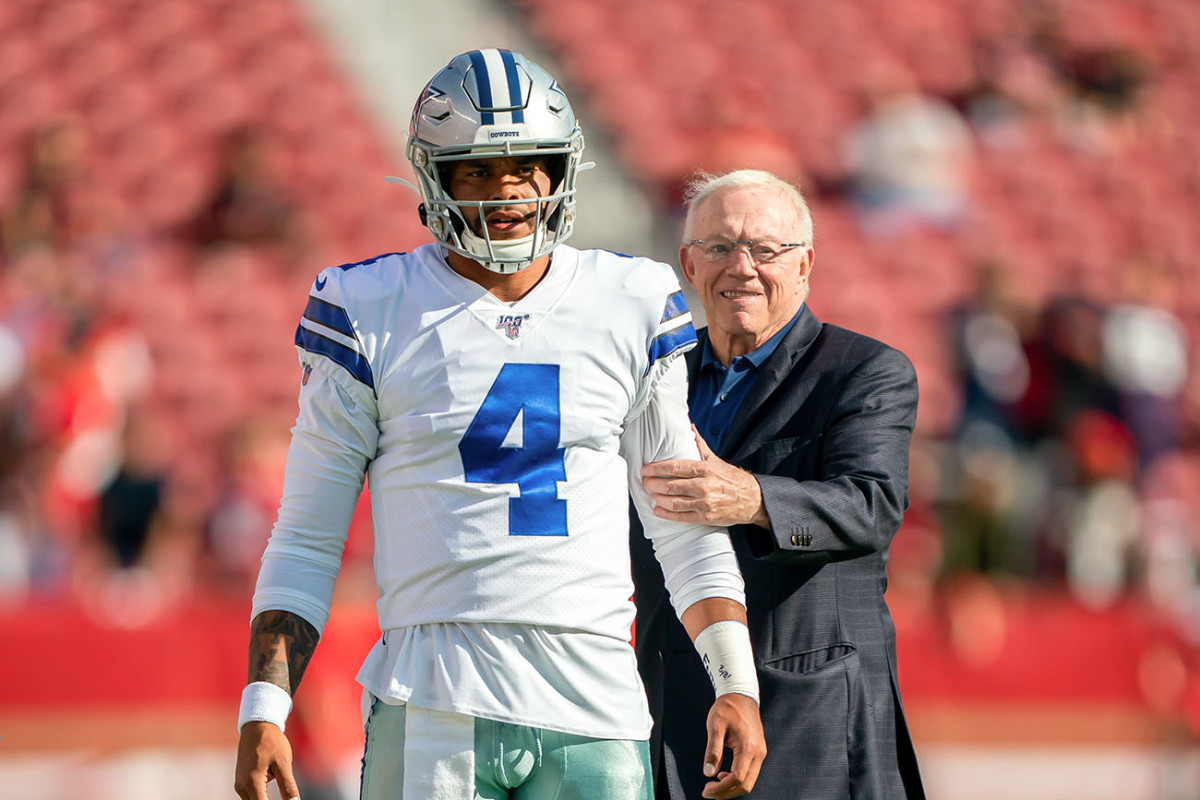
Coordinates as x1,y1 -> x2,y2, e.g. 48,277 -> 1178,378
335,252 -> 404,271
647,322 -> 697,371
295,325 -> 375,390
303,295 -> 356,340
661,290 -> 689,323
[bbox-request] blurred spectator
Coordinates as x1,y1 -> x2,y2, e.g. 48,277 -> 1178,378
939,436 -> 1028,578
203,417 -> 290,592
1138,454 -> 1200,636
1026,294 -> 1123,438
843,63 -> 975,237
1,117 -> 101,261
0,323 -> 32,604
964,38 -> 1073,149
71,407 -> 199,626
1101,255 -> 1188,469
93,412 -> 169,570
1058,410 -> 1141,607
1070,44 -> 1150,117
185,126 -> 304,255
940,262 -> 1045,577
947,261 -> 1035,438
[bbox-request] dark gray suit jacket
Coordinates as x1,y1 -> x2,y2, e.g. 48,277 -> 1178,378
632,307 -> 925,800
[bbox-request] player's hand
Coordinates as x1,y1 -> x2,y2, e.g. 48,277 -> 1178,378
701,693 -> 766,799
641,427 -> 768,528
234,721 -> 300,800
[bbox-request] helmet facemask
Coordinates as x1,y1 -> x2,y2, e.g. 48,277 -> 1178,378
409,138 -> 583,274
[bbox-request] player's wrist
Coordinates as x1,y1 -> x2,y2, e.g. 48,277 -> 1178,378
693,620 -> 760,705
238,681 -> 293,733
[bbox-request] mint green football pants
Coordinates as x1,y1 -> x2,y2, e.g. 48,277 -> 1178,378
360,699 -> 652,800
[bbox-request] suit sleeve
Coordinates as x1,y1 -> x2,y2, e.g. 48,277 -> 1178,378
743,345 -> 918,565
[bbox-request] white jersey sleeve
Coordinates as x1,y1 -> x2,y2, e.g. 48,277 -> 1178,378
621,284 -> 746,618
251,268 -> 381,635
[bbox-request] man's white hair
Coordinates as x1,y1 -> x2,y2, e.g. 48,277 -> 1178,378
681,169 -> 814,246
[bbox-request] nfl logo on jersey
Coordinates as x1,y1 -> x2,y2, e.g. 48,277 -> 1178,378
496,313 -> 531,339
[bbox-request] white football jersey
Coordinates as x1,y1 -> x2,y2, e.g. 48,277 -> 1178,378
253,243 -> 744,738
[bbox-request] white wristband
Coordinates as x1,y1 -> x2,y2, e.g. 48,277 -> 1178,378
693,620 -> 760,705
238,681 -> 293,733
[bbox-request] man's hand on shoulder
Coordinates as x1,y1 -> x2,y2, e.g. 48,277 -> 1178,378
642,427 -> 769,528
702,693 -> 766,799
234,721 -> 300,800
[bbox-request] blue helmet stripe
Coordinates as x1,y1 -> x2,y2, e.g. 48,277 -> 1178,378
467,50 -> 495,125
295,325 -> 375,390
302,295 -> 356,340
661,290 -> 689,323
499,49 -> 524,123
647,322 -> 698,371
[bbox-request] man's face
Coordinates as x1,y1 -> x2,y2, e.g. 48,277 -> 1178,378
446,155 -> 553,241
680,186 -> 814,355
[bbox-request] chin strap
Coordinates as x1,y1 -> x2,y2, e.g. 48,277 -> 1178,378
459,228 -> 537,273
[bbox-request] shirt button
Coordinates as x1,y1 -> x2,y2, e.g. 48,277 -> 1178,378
719,393 -> 728,402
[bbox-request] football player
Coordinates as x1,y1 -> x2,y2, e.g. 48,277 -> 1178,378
233,49 -> 765,800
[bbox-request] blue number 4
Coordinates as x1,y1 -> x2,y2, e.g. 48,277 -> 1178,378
459,363 -> 568,536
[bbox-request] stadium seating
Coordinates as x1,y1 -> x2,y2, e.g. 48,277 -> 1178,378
3,2 -> 1200,795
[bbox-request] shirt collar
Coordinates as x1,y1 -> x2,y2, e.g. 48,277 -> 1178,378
700,304 -> 805,372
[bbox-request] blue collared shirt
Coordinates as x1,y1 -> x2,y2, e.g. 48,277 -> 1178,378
691,307 -> 804,453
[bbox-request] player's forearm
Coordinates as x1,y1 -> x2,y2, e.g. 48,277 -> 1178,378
246,609 -> 320,695
679,596 -> 747,642
680,597 -> 759,704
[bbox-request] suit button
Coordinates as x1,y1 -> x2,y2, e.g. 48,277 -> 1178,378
790,534 -> 801,546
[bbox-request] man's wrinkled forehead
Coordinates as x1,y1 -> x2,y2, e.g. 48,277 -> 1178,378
689,186 -> 802,240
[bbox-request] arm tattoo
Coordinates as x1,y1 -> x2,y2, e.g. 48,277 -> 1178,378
247,610 -> 321,696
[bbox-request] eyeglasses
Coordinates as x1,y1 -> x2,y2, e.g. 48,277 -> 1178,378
685,238 -> 807,265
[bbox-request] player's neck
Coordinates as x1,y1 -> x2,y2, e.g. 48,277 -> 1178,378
444,250 -> 552,302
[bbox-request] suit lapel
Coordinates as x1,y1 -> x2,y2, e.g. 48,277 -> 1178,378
716,307 -> 823,461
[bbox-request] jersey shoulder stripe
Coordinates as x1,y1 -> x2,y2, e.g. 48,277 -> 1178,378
302,295 -> 357,340
294,324 -> 375,390
647,321 -> 697,371
335,252 -> 405,271
661,290 -> 688,324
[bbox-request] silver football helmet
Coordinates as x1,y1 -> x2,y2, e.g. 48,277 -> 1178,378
407,49 -> 587,273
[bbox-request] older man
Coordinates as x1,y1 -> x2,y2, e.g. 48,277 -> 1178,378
632,170 -> 925,799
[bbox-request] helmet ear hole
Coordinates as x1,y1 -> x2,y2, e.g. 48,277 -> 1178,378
417,203 -> 428,227
546,154 -> 568,194
435,164 -> 454,195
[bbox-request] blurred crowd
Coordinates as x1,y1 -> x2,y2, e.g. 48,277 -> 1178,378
0,117 -> 315,620
0,1 -> 1198,700
928,254 -> 1200,633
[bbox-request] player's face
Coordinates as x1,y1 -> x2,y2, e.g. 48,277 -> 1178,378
680,186 -> 814,359
447,156 -> 553,240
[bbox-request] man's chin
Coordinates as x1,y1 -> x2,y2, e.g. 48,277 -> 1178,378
715,310 -> 765,335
